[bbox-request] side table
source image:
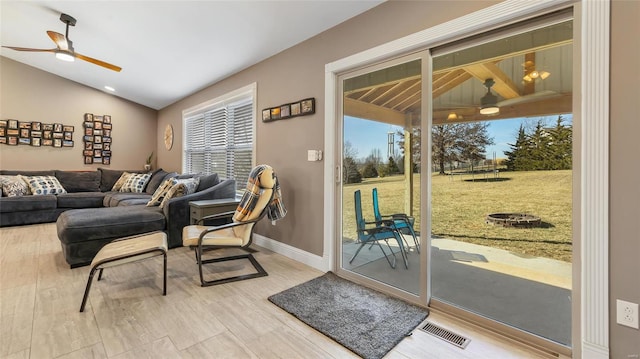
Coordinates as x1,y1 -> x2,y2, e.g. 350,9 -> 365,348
189,198 -> 240,225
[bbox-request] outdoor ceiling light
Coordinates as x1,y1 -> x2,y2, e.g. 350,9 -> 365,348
447,112 -> 458,121
523,70 -> 550,82
479,79 -> 499,115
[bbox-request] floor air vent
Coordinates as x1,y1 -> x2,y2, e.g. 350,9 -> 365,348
419,321 -> 471,349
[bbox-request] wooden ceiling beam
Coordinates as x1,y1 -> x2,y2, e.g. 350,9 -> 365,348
464,62 -> 520,99
344,97 -> 406,126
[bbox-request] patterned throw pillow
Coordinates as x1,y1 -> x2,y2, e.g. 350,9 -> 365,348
174,177 -> 200,195
0,175 -> 31,197
111,172 -> 132,191
159,183 -> 188,209
146,178 -> 175,207
22,175 -> 67,195
119,173 -> 152,193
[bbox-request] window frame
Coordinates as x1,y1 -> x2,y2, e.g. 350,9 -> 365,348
182,83 -> 257,194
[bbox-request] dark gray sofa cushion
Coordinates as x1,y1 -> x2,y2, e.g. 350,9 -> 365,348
103,192 -> 152,207
196,173 -> 220,192
1,208 -> 66,227
144,169 -> 178,194
57,192 -> 106,208
0,195 -> 57,212
98,168 -> 142,192
55,171 -> 101,193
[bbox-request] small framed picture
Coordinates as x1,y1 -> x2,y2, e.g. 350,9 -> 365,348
84,113 -> 94,122
43,124 -> 53,131
31,131 -> 42,138
31,138 -> 41,147
94,115 -> 103,122
85,128 -> 93,136
8,119 -> 18,129
270,107 -> 281,120
103,115 -> 111,123
103,157 -> 111,165
18,138 -> 31,145
20,129 -> 30,138
0,120 -> 7,127
93,157 -> 103,164
84,121 -> 94,128
83,135 -> 93,142
301,98 -> 315,115
0,137 -> 6,144
291,102 -> 301,116
54,123 -> 63,132
64,132 -> 73,141
7,129 -> 19,136
32,122 -> 41,131
94,136 -> 102,143
53,132 -> 64,139
53,139 -> 62,148
262,109 -> 271,122
102,150 -> 112,157
63,125 -> 74,132
43,130 -> 52,139
8,136 -> 18,145
93,129 -> 103,136
280,104 -> 291,119
103,129 -> 111,137
42,139 -> 53,146
102,136 -> 111,143
102,123 -> 112,130
83,150 -> 93,156
84,156 -> 93,164
94,121 -> 103,130
62,140 -> 73,147
19,122 -> 31,130
94,149 -> 102,157
0,128 -> 5,137
93,143 -> 103,150
84,142 -> 93,150
103,143 -> 110,151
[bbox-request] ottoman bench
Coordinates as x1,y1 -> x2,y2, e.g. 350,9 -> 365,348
57,206 -> 166,268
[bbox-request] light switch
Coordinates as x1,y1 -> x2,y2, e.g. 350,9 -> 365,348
307,150 -> 323,161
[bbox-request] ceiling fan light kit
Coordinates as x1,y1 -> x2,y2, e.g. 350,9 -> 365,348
55,50 -> 74,62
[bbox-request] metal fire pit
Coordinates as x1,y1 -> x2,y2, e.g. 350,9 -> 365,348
485,213 -> 541,228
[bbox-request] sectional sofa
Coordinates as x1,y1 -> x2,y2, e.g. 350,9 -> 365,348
0,168 -> 236,266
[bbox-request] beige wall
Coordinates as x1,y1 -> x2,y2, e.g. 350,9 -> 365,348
610,0 -> 640,356
0,57 -> 157,171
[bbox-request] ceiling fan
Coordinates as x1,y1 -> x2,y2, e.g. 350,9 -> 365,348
2,13 -> 122,72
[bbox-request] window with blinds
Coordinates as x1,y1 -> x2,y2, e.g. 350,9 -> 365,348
183,86 -> 254,192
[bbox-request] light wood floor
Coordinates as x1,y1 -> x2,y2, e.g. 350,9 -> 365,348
1,223 -> 552,359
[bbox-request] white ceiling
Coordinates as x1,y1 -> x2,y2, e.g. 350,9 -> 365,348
1,1 -> 384,110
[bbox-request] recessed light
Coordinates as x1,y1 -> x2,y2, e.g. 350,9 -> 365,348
104,86 -> 116,92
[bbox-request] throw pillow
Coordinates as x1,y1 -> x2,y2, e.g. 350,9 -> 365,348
0,175 -> 30,197
111,172 -> 132,191
174,177 -> 200,195
146,178 -> 175,207
119,173 -> 152,193
159,183 -> 188,209
22,175 -> 67,195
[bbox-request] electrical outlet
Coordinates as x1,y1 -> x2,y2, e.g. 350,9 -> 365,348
616,299 -> 639,329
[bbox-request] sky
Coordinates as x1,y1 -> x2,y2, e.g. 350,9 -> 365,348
344,114 -> 573,161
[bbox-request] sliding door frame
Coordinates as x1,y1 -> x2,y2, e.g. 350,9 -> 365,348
323,0 -> 610,358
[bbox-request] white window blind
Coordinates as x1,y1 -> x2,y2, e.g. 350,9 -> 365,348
183,88 -> 254,191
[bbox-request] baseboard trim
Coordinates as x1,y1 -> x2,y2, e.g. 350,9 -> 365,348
253,234 -> 330,272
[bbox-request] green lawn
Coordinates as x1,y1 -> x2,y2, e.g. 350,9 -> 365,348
342,170 -> 573,262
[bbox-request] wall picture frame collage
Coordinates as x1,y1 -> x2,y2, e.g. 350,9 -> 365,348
83,113 -> 112,165
262,97 -> 315,122
0,119 -> 74,147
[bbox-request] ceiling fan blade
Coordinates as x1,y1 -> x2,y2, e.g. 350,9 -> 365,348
47,31 -> 68,50
2,46 -> 56,52
75,53 -> 122,72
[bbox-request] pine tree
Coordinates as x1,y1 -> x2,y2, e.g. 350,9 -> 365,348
504,124 -> 530,171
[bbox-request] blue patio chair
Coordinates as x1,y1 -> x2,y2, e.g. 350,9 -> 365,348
350,190 -> 408,269
372,187 -> 420,253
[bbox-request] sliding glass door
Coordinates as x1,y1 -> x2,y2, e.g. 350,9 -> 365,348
336,53 -> 427,300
